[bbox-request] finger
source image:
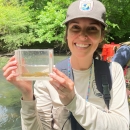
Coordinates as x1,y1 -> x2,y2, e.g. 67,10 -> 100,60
53,67 -> 72,83
50,80 -> 66,96
5,70 -> 19,81
3,66 -> 17,78
49,72 -> 74,92
50,78 -> 60,88
8,56 -> 15,62
50,79 -> 65,92
59,86 -> 65,91
49,72 -> 66,86
52,68 -> 68,79
2,60 -> 17,72
49,72 -> 62,82
50,68 -> 71,85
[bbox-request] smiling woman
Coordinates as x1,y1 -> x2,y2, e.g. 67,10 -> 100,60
2,0 -> 129,130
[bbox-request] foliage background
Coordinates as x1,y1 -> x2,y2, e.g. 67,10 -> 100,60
0,0 -> 130,52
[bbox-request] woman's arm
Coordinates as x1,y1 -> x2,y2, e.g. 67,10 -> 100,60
66,62 -> 129,130
21,80 -> 53,130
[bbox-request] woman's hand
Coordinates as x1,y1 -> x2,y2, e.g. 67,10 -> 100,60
2,56 -> 33,101
49,68 -> 75,105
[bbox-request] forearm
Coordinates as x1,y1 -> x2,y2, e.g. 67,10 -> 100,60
66,94 -> 129,130
22,91 -> 34,101
21,99 -> 52,130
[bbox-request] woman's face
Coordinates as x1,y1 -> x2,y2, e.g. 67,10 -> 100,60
67,18 -> 104,58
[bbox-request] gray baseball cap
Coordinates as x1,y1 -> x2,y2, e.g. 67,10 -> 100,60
64,0 -> 106,27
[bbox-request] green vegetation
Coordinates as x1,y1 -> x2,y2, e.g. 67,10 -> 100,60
101,0 -> 130,42
0,0 -> 130,52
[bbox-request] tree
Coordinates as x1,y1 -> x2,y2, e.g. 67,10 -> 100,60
0,0 -> 130,52
101,0 -> 130,42
0,0 -> 37,51
34,0 -> 74,51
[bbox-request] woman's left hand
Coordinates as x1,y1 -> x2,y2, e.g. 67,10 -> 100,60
49,68 -> 75,105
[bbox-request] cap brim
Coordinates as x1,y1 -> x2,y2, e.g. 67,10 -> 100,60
63,16 -> 107,27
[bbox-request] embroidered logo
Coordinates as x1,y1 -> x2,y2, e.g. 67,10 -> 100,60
92,80 -> 103,98
79,0 -> 94,11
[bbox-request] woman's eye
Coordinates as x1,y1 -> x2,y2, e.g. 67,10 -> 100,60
71,25 -> 80,31
87,26 -> 98,31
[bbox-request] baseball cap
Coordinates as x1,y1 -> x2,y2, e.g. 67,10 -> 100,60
64,0 -> 106,27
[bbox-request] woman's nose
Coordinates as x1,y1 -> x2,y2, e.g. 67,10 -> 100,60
78,32 -> 88,41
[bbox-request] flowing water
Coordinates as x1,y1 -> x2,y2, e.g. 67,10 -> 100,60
0,55 -> 69,130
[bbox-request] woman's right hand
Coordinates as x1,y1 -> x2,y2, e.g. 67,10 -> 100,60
2,56 -> 33,101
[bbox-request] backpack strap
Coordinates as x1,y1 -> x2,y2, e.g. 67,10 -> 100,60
94,59 -> 112,109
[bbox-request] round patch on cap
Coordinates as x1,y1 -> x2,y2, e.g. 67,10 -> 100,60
79,0 -> 94,12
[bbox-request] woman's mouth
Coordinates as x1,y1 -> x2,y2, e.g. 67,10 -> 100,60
75,43 -> 90,48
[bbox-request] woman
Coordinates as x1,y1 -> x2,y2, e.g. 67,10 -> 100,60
2,0 -> 129,129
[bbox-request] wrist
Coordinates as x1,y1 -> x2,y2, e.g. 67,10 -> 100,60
22,91 -> 34,101
61,92 -> 75,106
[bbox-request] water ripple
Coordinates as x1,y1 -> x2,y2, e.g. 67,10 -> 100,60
0,105 -> 8,127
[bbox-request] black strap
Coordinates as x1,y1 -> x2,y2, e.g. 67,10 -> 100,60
94,59 -> 112,109
70,113 -> 85,130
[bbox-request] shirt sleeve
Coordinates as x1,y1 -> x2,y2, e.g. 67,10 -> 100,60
112,45 -> 130,67
66,62 -> 129,130
20,80 -> 53,130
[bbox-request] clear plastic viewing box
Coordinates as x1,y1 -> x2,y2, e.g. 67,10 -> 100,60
15,49 -> 53,80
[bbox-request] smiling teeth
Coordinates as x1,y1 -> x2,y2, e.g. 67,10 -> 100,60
76,44 -> 89,47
